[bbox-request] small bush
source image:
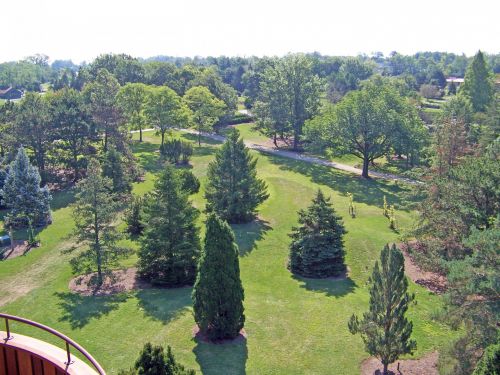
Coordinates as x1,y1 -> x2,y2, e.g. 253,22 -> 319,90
124,196 -> 144,236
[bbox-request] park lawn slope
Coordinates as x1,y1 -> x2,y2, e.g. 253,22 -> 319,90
0,131 -> 455,374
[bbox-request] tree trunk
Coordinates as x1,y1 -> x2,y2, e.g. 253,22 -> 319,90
198,126 -> 201,147
160,131 -> 165,148
94,209 -> 102,288
104,131 -> 108,153
139,126 -> 143,142
293,127 -> 299,151
383,362 -> 388,375
73,152 -> 79,182
273,133 -> 278,148
362,156 -> 370,178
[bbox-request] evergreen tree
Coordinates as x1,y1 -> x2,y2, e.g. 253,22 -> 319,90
205,128 -> 269,223
472,343 -> 500,375
0,146 -> 51,226
138,165 -> 200,286
102,148 -> 131,193
348,244 -> 416,375
461,51 -> 494,112
120,343 -> 195,375
288,190 -> 347,278
448,81 -> 457,95
178,169 -> 200,195
192,214 -> 245,340
71,159 -> 130,287
124,195 -> 144,235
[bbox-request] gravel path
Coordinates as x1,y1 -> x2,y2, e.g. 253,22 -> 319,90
133,128 -> 417,184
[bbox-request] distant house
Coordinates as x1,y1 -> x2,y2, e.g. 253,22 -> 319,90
446,77 -> 464,87
0,86 -> 23,100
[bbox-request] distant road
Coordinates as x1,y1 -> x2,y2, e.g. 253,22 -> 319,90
132,128 -> 418,184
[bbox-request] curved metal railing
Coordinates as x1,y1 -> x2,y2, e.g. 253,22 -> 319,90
0,312 -> 106,375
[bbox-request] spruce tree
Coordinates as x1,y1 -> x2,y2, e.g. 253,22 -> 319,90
205,128 -> 268,223
348,244 -> 416,375
103,148 -> 131,193
192,214 -> 245,340
288,190 -> 347,278
120,343 -> 195,375
138,165 -> 200,286
124,195 -> 145,236
1,146 -> 51,226
71,159 -> 130,287
461,51 -> 494,112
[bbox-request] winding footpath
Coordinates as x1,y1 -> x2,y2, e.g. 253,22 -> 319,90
133,128 -> 418,184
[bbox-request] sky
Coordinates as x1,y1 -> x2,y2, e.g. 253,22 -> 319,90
2,0 -> 499,63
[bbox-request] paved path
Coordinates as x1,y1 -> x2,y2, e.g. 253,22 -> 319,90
133,128 -> 417,184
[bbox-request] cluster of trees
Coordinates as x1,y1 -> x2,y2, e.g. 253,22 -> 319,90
407,51 -> 499,374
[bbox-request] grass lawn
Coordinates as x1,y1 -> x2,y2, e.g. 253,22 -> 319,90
0,130 -> 456,374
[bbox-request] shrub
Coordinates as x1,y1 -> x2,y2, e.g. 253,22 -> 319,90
473,343 -> 500,375
161,139 -> 194,164
124,196 -> 144,235
178,169 -> 200,195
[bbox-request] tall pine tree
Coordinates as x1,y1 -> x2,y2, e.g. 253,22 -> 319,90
192,214 -> 245,341
138,165 -> 200,286
1,146 -> 51,226
461,51 -> 494,112
71,159 -> 130,287
348,244 -> 416,375
205,128 -> 268,223
288,190 -> 347,278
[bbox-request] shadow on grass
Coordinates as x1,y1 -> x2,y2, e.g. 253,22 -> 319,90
136,287 -> 191,324
265,154 -> 413,210
180,132 -> 223,146
193,336 -> 248,375
132,142 -> 163,173
231,219 -> 272,256
293,274 -> 357,298
55,292 -> 130,329
51,189 -> 76,210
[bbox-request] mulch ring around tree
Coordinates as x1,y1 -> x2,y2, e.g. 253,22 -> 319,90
69,267 -> 151,296
1,240 -> 32,260
361,351 -> 439,375
398,243 -> 447,294
192,325 -> 247,345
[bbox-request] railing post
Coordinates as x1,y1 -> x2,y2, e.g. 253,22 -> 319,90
65,341 -> 73,365
4,317 -> 13,340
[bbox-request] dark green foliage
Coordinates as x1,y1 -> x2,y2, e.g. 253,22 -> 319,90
138,165 -> 200,286
205,128 -> 268,223
349,244 -> 416,375
192,214 -> 245,341
473,343 -> 500,375
288,190 -> 346,278
0,146 -> 51,226
102,148 -> 132,193
461,51 -> 494,112
71,159 -> 130,287
178,169 -> 200,195
119,343 -> 195,375
448,81 -> 457,95
160,139 -> 193,164
125,196 -> 144,236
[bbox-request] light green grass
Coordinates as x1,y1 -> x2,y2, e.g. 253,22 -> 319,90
0,131 -> 456,374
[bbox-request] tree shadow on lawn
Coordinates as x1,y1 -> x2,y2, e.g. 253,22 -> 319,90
231,219 -> 272,256
180,132 -> 223,146
132,142 -> 163,173
55,291 -> 130,329
293,274 -> 357,298
193,335 -> 248,375
136,287 -> 192,324
265,154 -> 413,210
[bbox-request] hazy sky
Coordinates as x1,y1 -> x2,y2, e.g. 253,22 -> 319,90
2,0 -> 499,63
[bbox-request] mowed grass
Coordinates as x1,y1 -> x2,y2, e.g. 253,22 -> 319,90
0,130 -> 455,374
